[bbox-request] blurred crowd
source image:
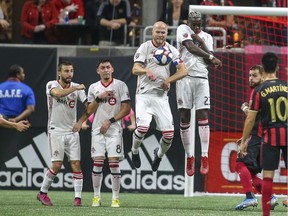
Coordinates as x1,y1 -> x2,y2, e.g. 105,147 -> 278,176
0,0 -> 286,47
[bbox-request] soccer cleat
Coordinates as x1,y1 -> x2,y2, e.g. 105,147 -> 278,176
283,197 -> 288,207
270,195 -> 278,210
92,196 -> 101,207
111,199 -> 120,208
235,198 -> 258,210
74,197 -> 82,207
131,152 -> 141,168
200,156 -> 209,175
37,192 -> 52,206
186,156 -> 195,176
151,147 -> 162,171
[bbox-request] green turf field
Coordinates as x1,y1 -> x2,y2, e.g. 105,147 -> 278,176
0,190 -> 287,216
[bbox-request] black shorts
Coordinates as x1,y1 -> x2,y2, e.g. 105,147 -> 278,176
237,135 -> 261,174
262,144 -> 288,170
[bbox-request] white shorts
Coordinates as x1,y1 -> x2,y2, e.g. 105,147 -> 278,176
48,132 -> 81,161
136,94 -> 174,131
91,132 -> 124,160
176,77 -> 210,110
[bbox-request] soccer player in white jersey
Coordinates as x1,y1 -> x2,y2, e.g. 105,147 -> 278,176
73,59 -> 131,208
37,61 -> 87,207
130,21 -> 187,171
176,11 -> 222,176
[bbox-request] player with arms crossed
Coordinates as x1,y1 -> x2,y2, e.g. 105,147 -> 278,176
131,21 -> 187,171
73,59 -> 131,208
37,60 -> 87,207
176,11 -> 221,176
239,52 -> 287,216
235,65 -> 278,210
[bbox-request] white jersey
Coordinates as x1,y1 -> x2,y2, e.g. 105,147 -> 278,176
46,80 -> 87,133
88,78 -> 130,135
176,24 -> 213,79
134,40 -> 183,95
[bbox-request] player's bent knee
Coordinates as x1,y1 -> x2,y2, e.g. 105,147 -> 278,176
235,161 -> 246,173
180,122 -> 190,130
162,130 -> 174,141
136,125 -> 149,133
135,126 -> 149,139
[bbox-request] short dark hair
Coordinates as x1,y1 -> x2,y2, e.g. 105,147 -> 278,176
249,65 -> 263,74
8,65 -> 23,78
262,52 -> 278,74
58,60 -> 73,72
97,59 -> 112,68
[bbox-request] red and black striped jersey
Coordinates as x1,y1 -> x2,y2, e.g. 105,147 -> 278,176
250,79 -> 287,147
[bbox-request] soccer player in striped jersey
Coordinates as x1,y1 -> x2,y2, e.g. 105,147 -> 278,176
176,10 -> 221,176
239,52 -> 287,216
130,21 -> 187,172
37,60 -> 87,207
235,65 -> 278,210
73,59 -> 131,208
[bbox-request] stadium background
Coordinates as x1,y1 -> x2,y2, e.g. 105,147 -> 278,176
0,45 -> 286,195
0,0 -> 277,44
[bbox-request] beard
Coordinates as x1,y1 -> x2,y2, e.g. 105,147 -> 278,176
62,77 -> 72,84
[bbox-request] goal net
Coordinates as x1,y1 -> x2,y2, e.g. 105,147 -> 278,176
189,6 -> 287,195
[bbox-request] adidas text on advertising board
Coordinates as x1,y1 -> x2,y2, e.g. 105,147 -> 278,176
1,132 -> 74,188
105,135 -> 185,191
105,170 -> 184,191
0,168 -> 73,188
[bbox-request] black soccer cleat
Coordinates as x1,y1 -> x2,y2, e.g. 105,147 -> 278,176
151,147 -> 162,171
132,152 -> 141,168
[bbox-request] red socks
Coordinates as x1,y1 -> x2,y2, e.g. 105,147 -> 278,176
236,162 -> 253,193
262,177 -> 273,216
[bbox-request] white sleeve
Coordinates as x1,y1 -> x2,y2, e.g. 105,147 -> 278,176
177,24 -> 194,44
206,34 -> 214,52
134,42 -> 148,63
87,84 -> 96,103
119,82 -> 130,102
46,81 -> 57,96
78,89 -> 87,103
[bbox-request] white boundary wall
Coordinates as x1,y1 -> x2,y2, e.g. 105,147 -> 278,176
189,5 -> 288,16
